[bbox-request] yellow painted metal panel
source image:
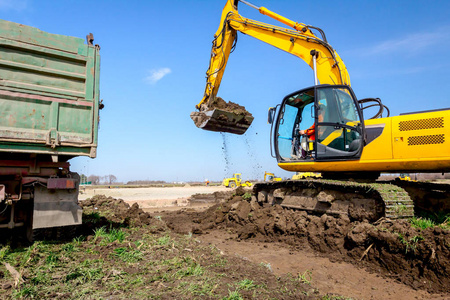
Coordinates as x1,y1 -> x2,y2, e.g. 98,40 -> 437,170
279,156 -> 450,173
391,110 -> 449,159
360,118 -> 393,161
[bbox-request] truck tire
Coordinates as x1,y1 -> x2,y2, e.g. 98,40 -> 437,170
229,182 -> 236,188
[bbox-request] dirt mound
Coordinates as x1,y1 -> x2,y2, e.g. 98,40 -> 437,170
164,194 -> 450,294
189,190 -> 234,204
81,195 -> 164,231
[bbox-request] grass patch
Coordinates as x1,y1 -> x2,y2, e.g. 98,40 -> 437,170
223,289 -> 243,300
242,193 -> 252,200
398,233 -> 423,254
298,270 -> 313,285
259,262 -> 272,272
0,221 -> 327,299
410,217 -> 435,230
237,278 -> 257,290
410,213 -> 450,231
112,246 -> 143,263
93,226 -> 127,244
157,235 -> 172,245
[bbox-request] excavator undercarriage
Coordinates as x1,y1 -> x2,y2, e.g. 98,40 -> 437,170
253,179 -> 415,222
253,178 -> 450,222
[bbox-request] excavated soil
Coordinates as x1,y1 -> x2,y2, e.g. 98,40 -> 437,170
190,97 -> 253,129
208,97 -> 252,116
79,195 -> 167,235
162,188 -> 450,296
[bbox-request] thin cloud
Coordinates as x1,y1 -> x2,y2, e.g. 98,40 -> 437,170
364,26 -> 450,57
145,68 -> 171,84
0,0 -> 28,11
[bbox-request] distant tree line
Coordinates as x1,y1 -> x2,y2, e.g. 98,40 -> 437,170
126,180 -> 167,185
81,174 -> 118,185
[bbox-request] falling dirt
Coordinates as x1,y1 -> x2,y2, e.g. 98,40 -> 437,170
221,132 -> 231,174
243,133 -> 263,179
161,188 -> 450,298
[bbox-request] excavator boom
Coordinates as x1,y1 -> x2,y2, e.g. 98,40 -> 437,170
191,0 -> 350,135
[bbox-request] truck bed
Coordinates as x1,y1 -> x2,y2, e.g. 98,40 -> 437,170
0,19 -> 100,159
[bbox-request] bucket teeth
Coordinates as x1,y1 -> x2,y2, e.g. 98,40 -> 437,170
190,109 -> 254,135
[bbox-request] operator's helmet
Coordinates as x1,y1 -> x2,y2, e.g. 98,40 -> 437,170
317,102 -> 327,122
318,100 -> 326,111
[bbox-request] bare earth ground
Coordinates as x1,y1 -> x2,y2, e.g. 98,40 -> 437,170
79,186 -> 449,300
79,186 -> 228,210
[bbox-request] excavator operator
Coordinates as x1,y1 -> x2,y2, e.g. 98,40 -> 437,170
299,104 -> 325,158
299,104 -> 325,141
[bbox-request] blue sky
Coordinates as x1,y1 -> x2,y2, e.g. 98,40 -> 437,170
3,0 -> 450,182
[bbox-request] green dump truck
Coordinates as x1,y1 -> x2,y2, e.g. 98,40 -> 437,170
0,19 -> 101,241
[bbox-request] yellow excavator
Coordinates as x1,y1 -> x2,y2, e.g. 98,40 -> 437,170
264,172 -> 282,182
192,0 -> 450,221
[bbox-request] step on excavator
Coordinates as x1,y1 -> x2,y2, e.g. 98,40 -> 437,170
191,0 -> 450,221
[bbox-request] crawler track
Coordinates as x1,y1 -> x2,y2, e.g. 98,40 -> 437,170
253,179 -> 414,221
390,179 -> 450,216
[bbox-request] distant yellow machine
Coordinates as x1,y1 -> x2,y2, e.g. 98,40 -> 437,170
264,171 -> 282,181
222,173 -> 252,188
397,173 -> 416,182
292,172 -> 321,180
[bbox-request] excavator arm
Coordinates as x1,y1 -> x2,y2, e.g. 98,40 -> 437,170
191,0 -> 350,135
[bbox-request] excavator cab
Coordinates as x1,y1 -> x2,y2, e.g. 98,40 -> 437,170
272,85 -> 365,162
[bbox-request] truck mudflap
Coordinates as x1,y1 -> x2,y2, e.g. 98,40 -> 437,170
32,182 -> 82,229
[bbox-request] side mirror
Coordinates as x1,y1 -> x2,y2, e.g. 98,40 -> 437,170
268,107 -> 275,124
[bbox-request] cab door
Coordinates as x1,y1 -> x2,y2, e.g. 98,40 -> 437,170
314,86 -> 364,161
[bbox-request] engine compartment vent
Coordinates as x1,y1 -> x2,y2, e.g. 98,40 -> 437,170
408,134 -> 445,146
399,117 -> 444,131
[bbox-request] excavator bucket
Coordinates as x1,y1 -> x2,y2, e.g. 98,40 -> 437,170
190,109 -> 254,135
191,97 -> 254,135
